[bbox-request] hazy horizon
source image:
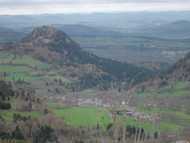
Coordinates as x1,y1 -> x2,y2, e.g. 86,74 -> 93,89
0,0 -> 190,15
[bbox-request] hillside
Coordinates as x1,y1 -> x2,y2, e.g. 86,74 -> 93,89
135,51 -> 190,89
168,52 -> 190,81
129,52 -> 190,137
0,26 -> 153,93
132,51 -> 190,107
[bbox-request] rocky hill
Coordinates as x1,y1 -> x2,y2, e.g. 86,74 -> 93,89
18,26 -> 153,82
0,26 -> 153,91
17,26 -> 80,63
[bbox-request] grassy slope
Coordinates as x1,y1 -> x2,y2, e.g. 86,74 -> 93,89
0,52 -> 71,83
0,52 -> 48,68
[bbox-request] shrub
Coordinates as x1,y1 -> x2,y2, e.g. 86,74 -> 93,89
13,114 -> 30,122
12,126 -> 24,140
0,132 -> 11,139
0,102 -> 11,110
32,125 -> 57,143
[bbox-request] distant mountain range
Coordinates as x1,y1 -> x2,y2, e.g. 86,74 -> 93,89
20,20 -> 190,39
0,24 -> 125,43
137,20 -> 190,39
1,19 -> 190,40
54,24 -> 123,37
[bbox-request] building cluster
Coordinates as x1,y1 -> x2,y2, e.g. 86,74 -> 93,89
60,96 -> 113,107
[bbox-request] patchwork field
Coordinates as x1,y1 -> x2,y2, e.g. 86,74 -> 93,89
0,52 -> 49,68
0,52 -> 49,81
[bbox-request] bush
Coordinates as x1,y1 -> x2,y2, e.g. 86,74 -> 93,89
106,123 -> 113,131
0,81 -> 14,100
13,114 -> 30,122
0,132 -> 11,139
12,126 -> 25,140
0,102 -> 11,110
33,125 -> 57,143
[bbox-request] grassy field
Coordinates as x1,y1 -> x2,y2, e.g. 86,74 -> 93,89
53,106 -> 112,128
50,102 -> 179,133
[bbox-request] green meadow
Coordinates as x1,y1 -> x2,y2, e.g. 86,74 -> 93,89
53,106 -> 112,128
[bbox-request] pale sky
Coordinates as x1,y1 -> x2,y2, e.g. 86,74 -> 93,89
0,0 -> 190,15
